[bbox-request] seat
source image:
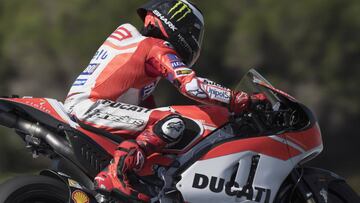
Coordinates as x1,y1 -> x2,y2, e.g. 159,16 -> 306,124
77,120 -> 125,144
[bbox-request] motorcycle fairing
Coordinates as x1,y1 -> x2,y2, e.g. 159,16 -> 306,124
0,97 -> 76,130
0,97 -> 118,154
0,97 -> 117,178
173,122 -> 323,203
171,105 -> 230,128
201,124 -> 322,161
176,140 -> 323,202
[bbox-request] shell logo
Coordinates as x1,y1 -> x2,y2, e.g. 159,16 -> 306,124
71,190 -> 90,203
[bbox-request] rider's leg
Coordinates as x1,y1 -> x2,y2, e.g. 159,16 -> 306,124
66,99 -> 185,201
92,110 -> 185,202
65,99 -> 152,135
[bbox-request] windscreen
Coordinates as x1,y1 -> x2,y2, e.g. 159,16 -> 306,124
235,69 -> 281,111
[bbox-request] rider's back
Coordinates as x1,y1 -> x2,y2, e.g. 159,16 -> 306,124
65,23 -> 171,107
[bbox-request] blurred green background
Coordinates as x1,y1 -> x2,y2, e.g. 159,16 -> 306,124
0,0 -> 359,193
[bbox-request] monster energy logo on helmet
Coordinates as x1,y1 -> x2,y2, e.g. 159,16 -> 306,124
168,1 -> 192,22
137,0 -> 204,67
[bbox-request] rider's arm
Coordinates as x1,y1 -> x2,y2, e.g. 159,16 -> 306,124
145,40 -> 248,110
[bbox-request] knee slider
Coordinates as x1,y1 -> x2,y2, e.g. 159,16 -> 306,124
153,115 -> 185,144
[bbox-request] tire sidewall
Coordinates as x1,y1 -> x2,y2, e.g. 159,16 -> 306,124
0,175 -> 69,203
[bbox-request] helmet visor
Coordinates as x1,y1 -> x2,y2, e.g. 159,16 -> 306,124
188,21 -> 204,67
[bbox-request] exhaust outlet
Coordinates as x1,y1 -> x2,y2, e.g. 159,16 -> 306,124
0,111 -> 18,128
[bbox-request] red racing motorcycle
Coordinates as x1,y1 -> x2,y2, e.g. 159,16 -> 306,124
0,69 -> 359,203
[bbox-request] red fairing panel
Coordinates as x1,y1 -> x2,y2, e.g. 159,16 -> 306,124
171,105 -> 230,128
279,123 -> 322,153
200,136 -> 302,161
200,124 -> 322,161
2,98 -> 118,155
3,98 -> 66,122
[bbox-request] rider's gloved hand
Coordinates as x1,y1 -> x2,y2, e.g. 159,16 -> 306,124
230,91 -> 267,114
249,92 -> 268,110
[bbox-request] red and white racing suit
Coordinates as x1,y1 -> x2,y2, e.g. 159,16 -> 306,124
64,23 -> 246,201
64,23 -> 236,140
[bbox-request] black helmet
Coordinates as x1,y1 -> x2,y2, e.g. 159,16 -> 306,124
138,0 -> 204,67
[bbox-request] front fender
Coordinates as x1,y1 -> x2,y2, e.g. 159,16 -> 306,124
300,167 -> 345,202
275,167 -> 346,203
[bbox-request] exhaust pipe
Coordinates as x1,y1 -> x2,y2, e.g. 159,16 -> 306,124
0,110 -> 93,186
0,110 -> 76,161
16,119 -> 75,158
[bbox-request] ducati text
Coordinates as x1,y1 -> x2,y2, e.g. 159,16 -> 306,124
101,100 -> 151,113
192,173 -> 271,203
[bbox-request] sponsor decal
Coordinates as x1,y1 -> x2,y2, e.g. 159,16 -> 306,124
100,100 -> 151,113
68,179 -> 82,189
192,173 -> 271,203
167,54 -> 181,62
187,89 -> 207,98
73,78 -> 87,86
167,121 -> 184,132
202,79 -> 227,89
80,63 -> 99,75
141,82 -> 157,99
185,78 -> 207,98
171,61 -> 187,69
71,190 -> 90,203
167,54 -> 186,69
207,86 -> 230,102
92,49 -> 108,61
88,109 -> 145,127
110,26 -> 133,41
23,99 -> 52,114
153,10 -> 178,31
176,69 -> 192,76
168,1 -> 192,22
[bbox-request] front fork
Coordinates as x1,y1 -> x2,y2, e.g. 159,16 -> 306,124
288,167 -> 344,203
289,167 -> 316,203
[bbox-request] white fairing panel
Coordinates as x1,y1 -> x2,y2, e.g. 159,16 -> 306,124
176,152 -> 296,203
46,99 -> 79,128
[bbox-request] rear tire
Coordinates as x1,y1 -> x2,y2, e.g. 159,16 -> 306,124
0,175 -> 69,203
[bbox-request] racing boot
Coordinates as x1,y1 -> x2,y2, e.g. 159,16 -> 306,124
94,140 -> 150,202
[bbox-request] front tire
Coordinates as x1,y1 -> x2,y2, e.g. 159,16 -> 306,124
0,175 -> 69,203
278,180 -> 359,203
275,167 -> 360,203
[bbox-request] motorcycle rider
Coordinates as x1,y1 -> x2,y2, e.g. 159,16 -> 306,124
64,0 -> 267,202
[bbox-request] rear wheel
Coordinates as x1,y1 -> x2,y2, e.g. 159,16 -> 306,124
0,175 -> 69,203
